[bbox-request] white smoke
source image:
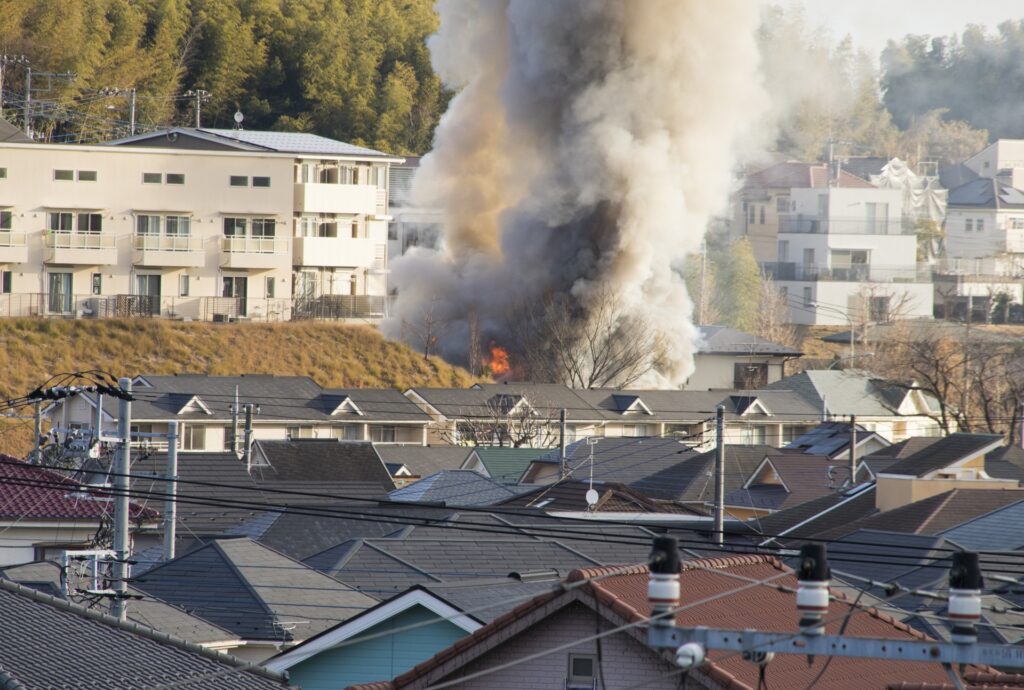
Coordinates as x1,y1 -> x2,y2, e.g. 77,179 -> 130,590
385,0 -> 767,387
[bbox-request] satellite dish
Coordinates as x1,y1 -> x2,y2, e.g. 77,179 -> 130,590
585,489 -> 599,508
234,110 -> 244,124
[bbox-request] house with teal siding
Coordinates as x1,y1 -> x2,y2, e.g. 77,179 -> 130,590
263,587 -> 481,689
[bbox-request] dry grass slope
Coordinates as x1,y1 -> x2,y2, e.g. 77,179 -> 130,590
0,319 -> 478,456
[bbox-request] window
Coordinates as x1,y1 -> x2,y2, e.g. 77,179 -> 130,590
182,425 -> 206,451
143,172 -> 162,184
0,271 -> 10,294
1011,218 -> 1024,230
734,363 -> 768,388
0,210 -> 11,230
803,286 -> 812,307
48,212 -> 72,232
136,215 -> 161,235
0,167 -> 7,179
567,654 -> 597,687
369,425 -> 396,443
251,218 -> 276,237
166,216 -> 190,236
166,173 -> 185,185
778,240 -> 789,262
759,206 -> 766,224
54,169 -> 74,181
350,274 -> 358,296
333,425 -> 361,440
78,213 -> 102,233
91,273 -> 101,295
252,176 -> 271,188
977,218 -> 985,232
747,204 -> 755,224
287,425 -> 316,440
265,276 -> 275,299
223,218 -> 247,236
78,170 -> 97,182
742,425 -> 767,444
965,219 -> 974,232
802,247 -> 815,266
229,175 -> 249,187
776,196 -> 789,212
870,295 -> 891,322
179,274 -> 190,297
351,220 -> 360,238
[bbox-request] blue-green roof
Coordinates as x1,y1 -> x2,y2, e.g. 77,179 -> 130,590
471,448 -> 547,484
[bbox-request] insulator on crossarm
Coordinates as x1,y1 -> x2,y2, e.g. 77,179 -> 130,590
648,536 -> 681,627
949,551 -> 983,645
797,543 -> 830,636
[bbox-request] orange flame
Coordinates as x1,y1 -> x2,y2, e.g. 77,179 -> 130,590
487,344 -> 511,377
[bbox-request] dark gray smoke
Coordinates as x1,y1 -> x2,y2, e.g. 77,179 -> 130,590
385,0 -> 766,386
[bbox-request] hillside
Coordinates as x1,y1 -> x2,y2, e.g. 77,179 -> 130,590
0,319 -> 478,456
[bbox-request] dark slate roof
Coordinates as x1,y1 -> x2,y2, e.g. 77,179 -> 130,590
947,177 -> 1024,209
0,117 -> 31,143
130,451 -> 390,535
747,483 -> 878,544
251,439 -> 395,486
725,455 -> 858,512
407,384 -> 605,422
117,374 -> 429,423
628,445 -> 786,503
939,162 -> 980,190
0,457 -> 156,521
878,433 -> 1005,477
423,578 -> 565,623
696,326 -> 802,356
982,445 -> 1024,481
374,445 -> 474,478
0,561 -> 238,646
812,488 -> 1024,541
0,578 -> 286,689
470,447 -> 549,484
527,437 -> 701,488
132,538 -> 376,642
497,479 -> 706,515
389,470 -> 519,506
938,498 -> 1024,550
823,530 -> 956,594
107,127 -> 397,158
785,422 -> 888,458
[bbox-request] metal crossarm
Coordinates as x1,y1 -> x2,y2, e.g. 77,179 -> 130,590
647,625 -> 1024,668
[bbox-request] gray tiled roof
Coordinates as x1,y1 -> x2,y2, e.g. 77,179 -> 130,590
133,538 -> 376,641
498,479 -> 705,515
389,470 -> 518,506
131,451 -> 390,535
375,445 -> 475,478
938,498 -> 1024,550
785,422 -> 887,458
878,433 -> 1005,477
948,177 -> 1024,209
748,484 -> 877,543
424,578 -> 565,623
200,128 -> 396,157
763,370 -> 943,417
252,439 -> 395,485
0,578 -> 286,689
627,444 -> 783,503
0,561 -> 238,646
696,326 -> 802,356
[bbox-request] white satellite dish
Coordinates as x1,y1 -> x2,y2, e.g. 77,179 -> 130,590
585,489 -> 599,507
234,110 -> 244,124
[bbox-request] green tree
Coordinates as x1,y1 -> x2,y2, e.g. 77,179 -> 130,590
714,239 -> 762,333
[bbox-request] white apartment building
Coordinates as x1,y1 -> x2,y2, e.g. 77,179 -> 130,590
387,155 -> 443,259
767,186 -> 934,325
0,127 -> 402,321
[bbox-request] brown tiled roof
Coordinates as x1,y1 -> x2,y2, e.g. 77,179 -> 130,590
745,161 -> 875,190
350,555 -> 961,690
879,434 -> 1004,478
889,670 -> 1024,689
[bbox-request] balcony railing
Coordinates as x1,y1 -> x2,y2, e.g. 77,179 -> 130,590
778,215 -> 916,235
763,262 -> 932,283
0,230 -> 26,247
221,236 -> 288,254
134,234 -> 200,252
44,231 -> 115,250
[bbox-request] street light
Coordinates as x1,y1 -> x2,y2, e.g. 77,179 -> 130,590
809,301 -> 858,357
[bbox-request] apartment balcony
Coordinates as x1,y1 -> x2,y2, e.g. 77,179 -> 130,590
219,236 -> 289,269
293,182 -> 378,215
44,231 -> 116,265
0,231 -> 28,264
134,235 -> 204,268
763,262 -> 932,283
293,236 -> 375,268
778,215 -> 916,235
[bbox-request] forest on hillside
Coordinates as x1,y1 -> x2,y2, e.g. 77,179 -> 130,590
0,0 -> 446,154
3,2 -> 1024,161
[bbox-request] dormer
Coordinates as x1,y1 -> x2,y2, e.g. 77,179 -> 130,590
731,395 -> 771,416
743,457 -> 789,491
325,394 -> 363,416
489,393 -> 531,416
170,394 -> 213,415
612,394 -> 653,416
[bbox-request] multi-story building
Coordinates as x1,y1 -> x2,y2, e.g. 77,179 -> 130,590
387,155 -> 443,259
0,126 -> 402,321
764,185 -> 934,325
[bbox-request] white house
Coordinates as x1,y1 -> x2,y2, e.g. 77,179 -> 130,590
767,186 -> 934,325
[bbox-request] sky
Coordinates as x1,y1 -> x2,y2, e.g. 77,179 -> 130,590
774,0 -> 1024,57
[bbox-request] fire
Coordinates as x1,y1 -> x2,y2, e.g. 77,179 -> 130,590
487,343 -> 511,377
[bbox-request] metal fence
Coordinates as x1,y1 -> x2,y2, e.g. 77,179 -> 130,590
763,262 -> 932,283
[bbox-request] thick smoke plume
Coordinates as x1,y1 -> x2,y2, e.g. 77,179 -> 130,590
386,0 -> 766,387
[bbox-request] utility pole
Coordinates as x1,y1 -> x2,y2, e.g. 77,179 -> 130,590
849,414 -> 857,487
0,55 -> 28,119
242,403 -> 255,472
31,400 -> 41,464
129,88 -> 136,135
185,89 -> 210,128
164,421 -> 178,561
93,392 -> 103,446
230,385 -> 239,456
100,87 -> 137,136
23,66 -> 31,136
111,377 -> 131,622
714,405 -> 725,546
559,408 -> 568,479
